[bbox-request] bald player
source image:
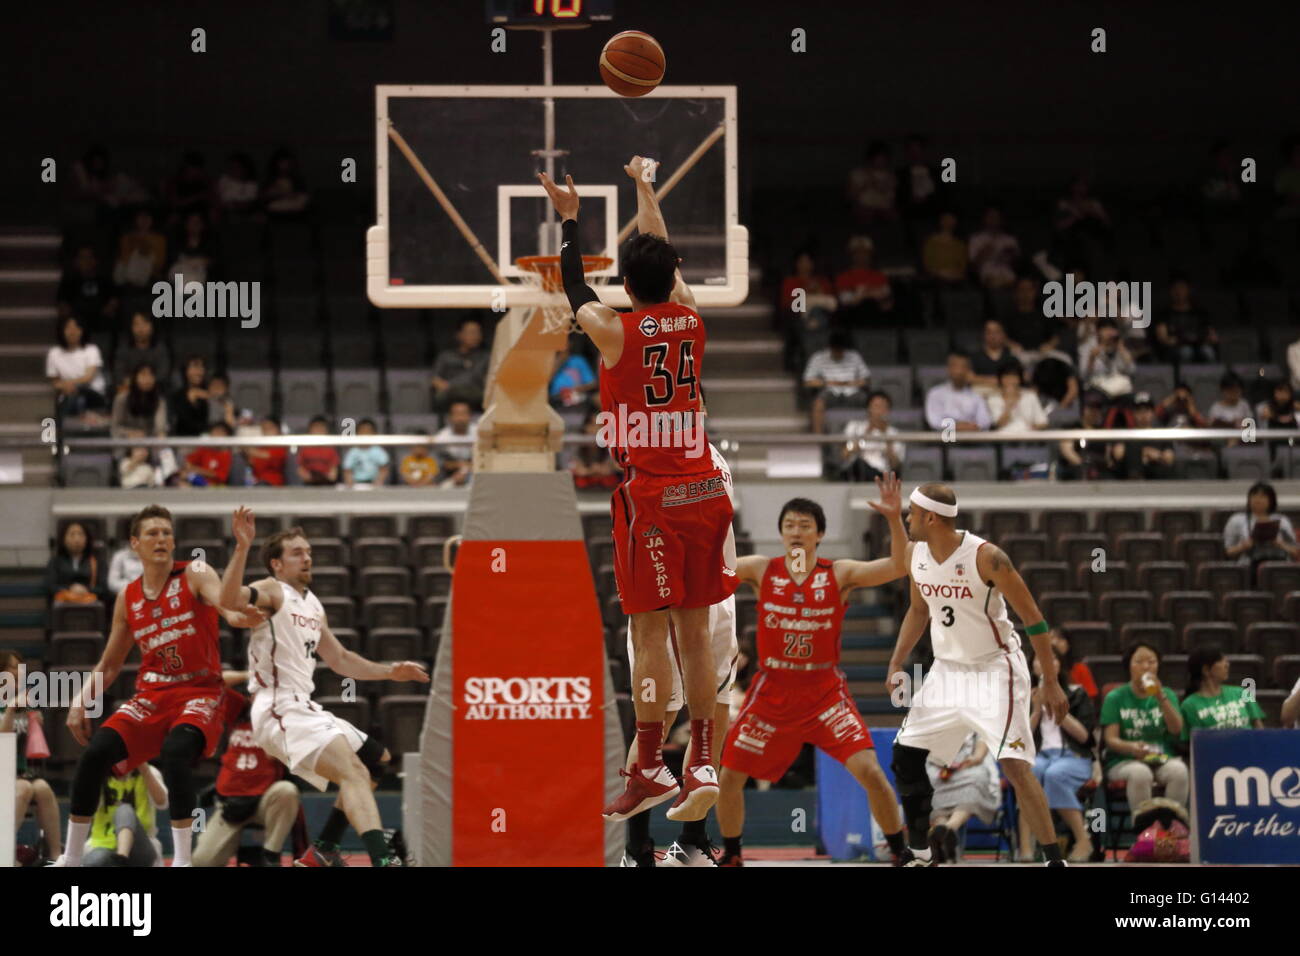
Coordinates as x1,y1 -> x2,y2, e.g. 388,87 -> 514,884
887,484 -> 1070,865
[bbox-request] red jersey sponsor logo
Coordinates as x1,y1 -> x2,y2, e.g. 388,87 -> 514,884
756,556 -> 844,676
124,562 -> 220,692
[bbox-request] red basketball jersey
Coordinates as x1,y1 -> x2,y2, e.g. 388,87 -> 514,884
598,302 -> 708,476
123,561 -> 222,693
216,717 -> 283,797
755,556 -> 845,679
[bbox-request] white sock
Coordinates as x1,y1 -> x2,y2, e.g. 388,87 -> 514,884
170,826 -> 192,866
65,820 -> 90,866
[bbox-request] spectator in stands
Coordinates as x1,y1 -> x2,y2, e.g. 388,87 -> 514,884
780,250 -> 837,365
111,362 -> 168,443
834,236 -> 894,324
1078,318 -> 1136,399
1201,139 -> 1243,212
46,521 -> 101,604
56,244 -> 119,336
569,412 -> 622,490
47,315 -> 108,421
112,312 -> 170,394
803,330 -> 870,434
840,390 -> 903,481
846,141 -> 897,224
970,319 -> 1020,389
1283,675 -> 1300,728
1255,380 -> 1298,430
1021,642 -> 1098,862
433,401 -> 477,488
118,446 -> 160,489
215,152 -> 260,219
107,540 -> 144,595
549,338 -> 597,410
169,211 -> 217,285
1155,381 -> 1207,428
431,318 -> 489,412
1101,642 -> 1189,810
262,147 -> 311,217
1,649 -> 63,865
1056,390 -> 1114,480
924,351 -> 990,432
114,207 -> 167,289
1207,371 -> 1252,433
164,151 -> 213,223
1274,135 -> 1300,219
1223,481 -> 1300,570
1052,630 -> 1099,699
780,251 -> 836,316
921,211 -> 968,284
297,416 -> 341,485
342,418 -> 390,487
986,364 -> 1048,433
925,732 -> 1000,862
206,372 -> 237,429
179,421 -> 234,487
399,435 -> 439,486
170,356 -> 214,436
70,145 -> 148,213
1109,392 -> 1176,480
82,762 -> 168,867
1054,174 -> 1113,268
1152,277 -> 1217,363
245,416 -> 287,486
1180,646 -> 1264,747
968,206 -> 1021,290
1004,277 -> 1050,358
896,134 -> 942,225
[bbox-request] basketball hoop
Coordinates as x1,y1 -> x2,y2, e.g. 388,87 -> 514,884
515,254 -> 613,335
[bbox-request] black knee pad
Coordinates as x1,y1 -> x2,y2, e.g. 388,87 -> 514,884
356,735 -> 389,781
70,728 -> 128,817
158,725 -> 206,821
890,744 -> 933,794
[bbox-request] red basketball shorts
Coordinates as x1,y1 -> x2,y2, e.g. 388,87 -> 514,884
610,466 -> 737,614
721,671 -> 874,782
103,683 -> 231,773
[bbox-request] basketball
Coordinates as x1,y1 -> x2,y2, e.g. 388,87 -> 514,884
599,30 -> 665,97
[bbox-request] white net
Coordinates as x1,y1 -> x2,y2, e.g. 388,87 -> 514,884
514,255 -> 612,337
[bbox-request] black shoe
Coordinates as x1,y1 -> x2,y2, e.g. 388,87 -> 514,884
385,828 -> 411,867
928,825 -> 952,865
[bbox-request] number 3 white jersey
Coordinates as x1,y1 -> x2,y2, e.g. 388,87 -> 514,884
248,580 -> 325,699
910,532 -> 1018,664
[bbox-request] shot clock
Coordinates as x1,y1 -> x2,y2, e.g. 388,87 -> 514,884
486,0 -> 614,26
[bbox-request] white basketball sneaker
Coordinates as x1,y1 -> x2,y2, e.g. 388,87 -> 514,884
45,855 -> 69,867
665,763 -> 719,821
659,840 -> 719,867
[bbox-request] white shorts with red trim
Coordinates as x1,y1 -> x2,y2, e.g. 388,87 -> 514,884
894,651 -> 1035,764
250,691 -> 368,791
625,594 -> 738,712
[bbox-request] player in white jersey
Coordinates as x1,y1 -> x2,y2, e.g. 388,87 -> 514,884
218,507 -> 429,867
887,484 -> 1070,866
620,441 -> 738,867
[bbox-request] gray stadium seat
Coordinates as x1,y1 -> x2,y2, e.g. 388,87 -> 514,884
915,365 -> 949,400
903,446 -> 943,482
49,632 -> 102,666
51,601 -> 106,633
905,330 -> 950,365
229,369 -> 275,415
1131,365 -> 1174,400
63,453 -> 113,487
296,515 -> 341,539
224,327 -> 275,370
870,365 -> 915,408
890,408 -> 923,430
280,370 -> 329,418
386,369 -> 434,415
332,368 -> 383,418
1222,444 -> 1271,482
1160,591 -> 1214,635
947,446 -> 998,482
853,329 -> 899,364
378,696 -> 428,755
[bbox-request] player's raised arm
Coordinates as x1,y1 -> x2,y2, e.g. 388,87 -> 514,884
68,590 -> 134,745
537,172 -> 624,365
975,543 -> 1068,721
316,619 -> 430,684
219,506 -> 282,616
834,472 -> 910,591
627,156 -> 695,308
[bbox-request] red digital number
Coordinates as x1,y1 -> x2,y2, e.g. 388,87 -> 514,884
536,0 -> 581,16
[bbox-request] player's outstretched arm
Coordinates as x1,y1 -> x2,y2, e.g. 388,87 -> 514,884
734,554 -> 768,591
218,506 -> 283,616
316,621 -> 430,684
68,590 -> 134,745
626,156 -> 695,308
976,543 -> 1068,721
835,472 -> 910,591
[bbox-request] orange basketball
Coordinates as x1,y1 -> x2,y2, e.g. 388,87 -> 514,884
599,31 -> 665,98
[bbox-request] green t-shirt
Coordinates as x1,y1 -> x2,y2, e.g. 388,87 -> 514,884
88,772 -> 157,851
1180,685 -> 1264,740
1099,683 -> 1181,767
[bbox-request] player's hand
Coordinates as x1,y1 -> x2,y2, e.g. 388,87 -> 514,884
67,703 -> 92,747
867,471 -> 902,519
223,603 -> 267,630
886,661 -> 909,700
537,172 -> 580,220
389,661 -> 430,683
231,505 -> 257,551
1043,680 -> 1069,723
624,156 -> 659,183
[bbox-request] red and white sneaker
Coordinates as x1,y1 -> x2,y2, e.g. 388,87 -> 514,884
294,845 -> 349,868
602,764 -> 679,821
665,763 -> 719,821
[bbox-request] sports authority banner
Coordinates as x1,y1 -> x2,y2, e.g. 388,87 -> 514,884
1190,728 -> 1300,864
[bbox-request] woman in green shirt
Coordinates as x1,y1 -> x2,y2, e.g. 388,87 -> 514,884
1100,642 -> 1189,809
1180,646 -> 1265,745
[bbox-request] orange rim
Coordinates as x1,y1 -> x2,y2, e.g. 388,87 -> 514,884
516,255 -> 613,292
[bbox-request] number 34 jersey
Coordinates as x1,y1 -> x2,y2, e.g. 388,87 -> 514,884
910,531 -> 1018,665
248,580 -> 325,699
754,556 -> 845,683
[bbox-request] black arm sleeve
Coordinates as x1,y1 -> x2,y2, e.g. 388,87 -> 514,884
560,218 -> 601,314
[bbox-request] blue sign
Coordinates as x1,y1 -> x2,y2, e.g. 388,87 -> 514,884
1191,729 -> 1300,864
815,728 -> 898,861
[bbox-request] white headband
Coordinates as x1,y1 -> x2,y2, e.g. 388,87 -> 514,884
910,488 -> 958,517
